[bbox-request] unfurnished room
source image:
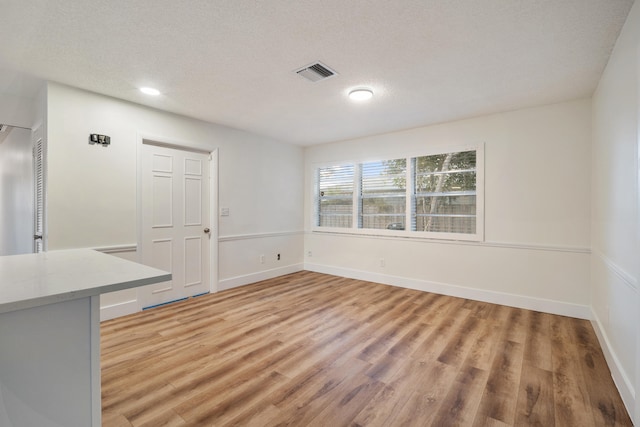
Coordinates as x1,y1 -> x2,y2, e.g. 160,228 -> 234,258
0,1 -> 639,426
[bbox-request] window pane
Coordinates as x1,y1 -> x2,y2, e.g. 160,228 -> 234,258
415,215 -> 476,234
415,152 -> 476,191
415,150 -> 476,174
361,159 -> 406,230
319,164 -> 354,196
319,198 -> 353,228
413,151 -> 477,234
361,215 -> 406,230
318,164 -> 354,228
415,170 -> 476,193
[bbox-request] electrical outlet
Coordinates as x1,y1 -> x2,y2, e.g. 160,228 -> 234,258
260,254 -> 265,264
307,251 -> 312,257
379,258 -> 385,267
277,253 -> 281,261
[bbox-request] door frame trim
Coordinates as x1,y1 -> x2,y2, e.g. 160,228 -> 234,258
136,133 -> 219,304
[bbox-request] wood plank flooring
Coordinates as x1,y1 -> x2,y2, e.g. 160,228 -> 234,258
101,271 -> 632,426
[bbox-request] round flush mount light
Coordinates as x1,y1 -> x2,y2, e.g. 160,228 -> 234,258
348,88 -> 374,101
139,87 -> 161,96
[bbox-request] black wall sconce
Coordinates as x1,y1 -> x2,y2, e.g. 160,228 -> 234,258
89,134 -> 111,146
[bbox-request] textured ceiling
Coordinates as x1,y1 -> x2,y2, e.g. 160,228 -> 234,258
0,0 -> 633,145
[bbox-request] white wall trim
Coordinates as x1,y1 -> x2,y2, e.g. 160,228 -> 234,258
218,263 -> 304,291
593,249 -> 639,291
100,299 -> 137,322
219,230 -> 304,242
591,307 -> 636,419
93,244 -> 137,254
481,241 -> 590,254
308,231 -> 590,254
304,262 -> 591,319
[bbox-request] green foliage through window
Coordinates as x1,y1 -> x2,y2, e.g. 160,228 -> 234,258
413,151 -> 476,234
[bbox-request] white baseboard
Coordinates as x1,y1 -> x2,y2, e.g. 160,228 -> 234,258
100,260 -> 591,320
590,308 -> 635,420
100,300 -> 138,321
218,263 -> 304,291
99,264 -> 305,319
304,262 -> 591,319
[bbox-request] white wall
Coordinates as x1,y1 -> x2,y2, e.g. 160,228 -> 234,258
591,1 -> 640,421
45,83 -> 304,319
0,93 -> 34,130
305,99 -> 592,317
0,127 -> 33,255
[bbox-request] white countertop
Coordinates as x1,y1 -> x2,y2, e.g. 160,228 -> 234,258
0,249 -> 171,314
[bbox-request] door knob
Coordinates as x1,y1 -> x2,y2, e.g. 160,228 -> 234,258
204,228 -> 210,233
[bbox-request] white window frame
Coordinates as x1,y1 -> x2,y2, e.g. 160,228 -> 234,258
311,143 -> 484,242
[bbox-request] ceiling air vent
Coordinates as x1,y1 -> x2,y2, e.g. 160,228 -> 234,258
295,62 -> 337,82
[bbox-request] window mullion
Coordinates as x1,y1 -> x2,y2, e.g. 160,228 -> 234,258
354,163 -> 362,229
407,157 -> 415,232
314,167 -> 320,227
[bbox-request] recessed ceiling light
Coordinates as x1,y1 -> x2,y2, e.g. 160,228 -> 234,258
140,87 -> 160,96
349,88 -> 373,101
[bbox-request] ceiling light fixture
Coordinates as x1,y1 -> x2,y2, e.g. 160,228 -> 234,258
140,87 -> 160,96
348,88 -> 373,101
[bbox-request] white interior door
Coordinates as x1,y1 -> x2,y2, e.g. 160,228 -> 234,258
140,142 -> 211,309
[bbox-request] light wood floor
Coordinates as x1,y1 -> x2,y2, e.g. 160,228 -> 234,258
101,271 -> 632,426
